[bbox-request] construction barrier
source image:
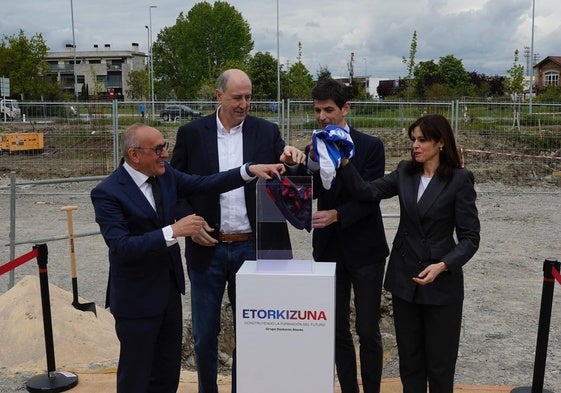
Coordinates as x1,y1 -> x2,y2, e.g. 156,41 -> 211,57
511,258 -> 560,393
0,244 -> 79,392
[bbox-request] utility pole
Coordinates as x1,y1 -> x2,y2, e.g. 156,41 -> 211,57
348,52 -> 354,86
70,0 -> 78,99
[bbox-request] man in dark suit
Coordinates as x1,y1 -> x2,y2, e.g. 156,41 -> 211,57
308,78 -> 389,393
170,69 -> 305,393
91,123 -> 284,393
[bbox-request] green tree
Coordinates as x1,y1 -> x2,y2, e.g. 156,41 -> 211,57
536,85 -> 561,102
152,1 -> 253,98
286,42 -> 313,99
316,66 -> 332,81
503,49 -> 525,100
288,62 -> 314,99
437,55 -> 473,97
127,68 -> 149,100
0,29 -> 52,100
247,52 -> 278,99
413,60 -> 439,99
402,30 -> 417,98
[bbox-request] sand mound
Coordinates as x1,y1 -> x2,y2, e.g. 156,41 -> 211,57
0,275 -> 118,373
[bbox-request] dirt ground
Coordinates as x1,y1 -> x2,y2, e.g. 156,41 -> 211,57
1,159 -> 561,392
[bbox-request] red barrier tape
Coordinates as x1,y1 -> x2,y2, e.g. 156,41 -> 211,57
551,266 -> 561,285
0,248 -> 39,276
464,148 -> 561,162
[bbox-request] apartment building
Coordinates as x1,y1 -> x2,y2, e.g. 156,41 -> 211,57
44,43 -> 147,99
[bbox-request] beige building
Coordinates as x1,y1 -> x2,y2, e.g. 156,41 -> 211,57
45,43 -> 147,99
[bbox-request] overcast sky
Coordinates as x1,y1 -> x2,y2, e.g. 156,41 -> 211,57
3,0 -> 559,79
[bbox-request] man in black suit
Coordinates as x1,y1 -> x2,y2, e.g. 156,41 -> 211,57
308,78 -> 389,393
170,69 -> 305,393
91,123 -> 283,393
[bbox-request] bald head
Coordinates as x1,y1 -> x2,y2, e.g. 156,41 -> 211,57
217,69 -> 252,93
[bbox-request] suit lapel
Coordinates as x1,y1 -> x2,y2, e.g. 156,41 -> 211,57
242,117 -> 256,163
205,116 -> 220,173
417,175 -> 447,218
402,172 -> 425,235
117,166 -> 160,224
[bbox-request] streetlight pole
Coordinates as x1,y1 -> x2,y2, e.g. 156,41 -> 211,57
149,5 -> 157,121
145,25 -> 150,113
529,0 -> 535,114
276,0 -> 281,126
70,0 -> 78,99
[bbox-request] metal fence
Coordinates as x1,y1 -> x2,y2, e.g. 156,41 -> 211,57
1,99 -> 560,185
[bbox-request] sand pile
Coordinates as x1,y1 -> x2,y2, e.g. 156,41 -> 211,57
0,275 -> 118,373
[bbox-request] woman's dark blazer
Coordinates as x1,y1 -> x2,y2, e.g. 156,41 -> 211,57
339,160 -> 480,305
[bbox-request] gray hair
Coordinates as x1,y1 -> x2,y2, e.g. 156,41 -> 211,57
121,123 -> 144,160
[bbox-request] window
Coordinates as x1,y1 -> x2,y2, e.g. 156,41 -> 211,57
544,71 -> 559,86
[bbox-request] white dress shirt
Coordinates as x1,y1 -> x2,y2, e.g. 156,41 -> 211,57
216,109 -> 253,234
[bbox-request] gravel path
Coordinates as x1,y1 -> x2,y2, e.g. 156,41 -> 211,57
1,178 -> 561,392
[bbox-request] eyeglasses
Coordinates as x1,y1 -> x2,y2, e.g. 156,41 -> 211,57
133,141 -> 169,156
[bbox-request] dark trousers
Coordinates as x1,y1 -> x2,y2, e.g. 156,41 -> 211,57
114,277 -> 183,393
392,296 -> 463,393
335,261 -> 385,393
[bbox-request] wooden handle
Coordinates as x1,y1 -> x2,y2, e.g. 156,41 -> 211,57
61,205 -> 78,278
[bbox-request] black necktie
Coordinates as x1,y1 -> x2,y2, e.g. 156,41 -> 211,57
147,176 -> 164,223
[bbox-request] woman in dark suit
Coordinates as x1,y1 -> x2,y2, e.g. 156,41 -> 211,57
339,114 -> 480,393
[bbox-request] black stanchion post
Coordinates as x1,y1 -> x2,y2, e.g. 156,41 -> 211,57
26,243 -> 79,393
511,258 -> 560,393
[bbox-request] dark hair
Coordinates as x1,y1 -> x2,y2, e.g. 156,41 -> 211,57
405,114 -> 462,178
311,78 -> 351,109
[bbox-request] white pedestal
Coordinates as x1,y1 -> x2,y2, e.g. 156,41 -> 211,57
236,260 -> 336,393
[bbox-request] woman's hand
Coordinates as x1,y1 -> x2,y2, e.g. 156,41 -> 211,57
412,262 -> 448,285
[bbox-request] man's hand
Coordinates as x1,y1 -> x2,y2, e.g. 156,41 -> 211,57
248,163 -> 286,179
306,141 -> 317,162
171,214 -> 206,238
280,145 -> 306,165
191,222 -> 218,247
312,209 -> 338,229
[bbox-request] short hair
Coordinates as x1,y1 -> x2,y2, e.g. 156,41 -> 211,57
311,78 -> 352,109
121,123 -> 144,160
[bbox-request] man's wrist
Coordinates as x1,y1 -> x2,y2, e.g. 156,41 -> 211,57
244,162 -> 254,177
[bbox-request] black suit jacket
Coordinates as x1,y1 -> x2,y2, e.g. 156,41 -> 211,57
90,161 -> 247,317
311,128 -> 389,267
340,160 -> 480,304
170,113 -> 292,270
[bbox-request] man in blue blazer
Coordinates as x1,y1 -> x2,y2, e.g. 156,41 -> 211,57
171,69 -> 305,393
308,78 -> 389,393
91,123 -> 284,393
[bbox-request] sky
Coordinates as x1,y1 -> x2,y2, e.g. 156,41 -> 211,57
2,0 -> 560,80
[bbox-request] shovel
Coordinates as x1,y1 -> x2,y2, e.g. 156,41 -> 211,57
61,205 -> 97,317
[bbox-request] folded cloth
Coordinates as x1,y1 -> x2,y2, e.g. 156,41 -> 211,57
265,175 -> 313,232
312,125 -> 355,190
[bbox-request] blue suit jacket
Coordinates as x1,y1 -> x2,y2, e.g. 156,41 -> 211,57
170,113 -> 293,270
90,161 -> 246,318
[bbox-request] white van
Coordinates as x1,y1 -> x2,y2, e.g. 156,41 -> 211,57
1,99 -> 21,121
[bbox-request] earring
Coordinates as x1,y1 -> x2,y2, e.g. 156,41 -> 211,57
439,146 -> 443,152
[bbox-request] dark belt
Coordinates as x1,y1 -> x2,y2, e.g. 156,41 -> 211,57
218,232 -> 255,243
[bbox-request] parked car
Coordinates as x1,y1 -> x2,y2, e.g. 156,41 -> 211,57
160,104 -> 203,121
1,99 -> 21,121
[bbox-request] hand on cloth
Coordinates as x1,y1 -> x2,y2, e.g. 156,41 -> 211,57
248,163 -> 286,179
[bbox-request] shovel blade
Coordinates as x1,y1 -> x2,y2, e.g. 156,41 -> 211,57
72,301 -> 97,317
